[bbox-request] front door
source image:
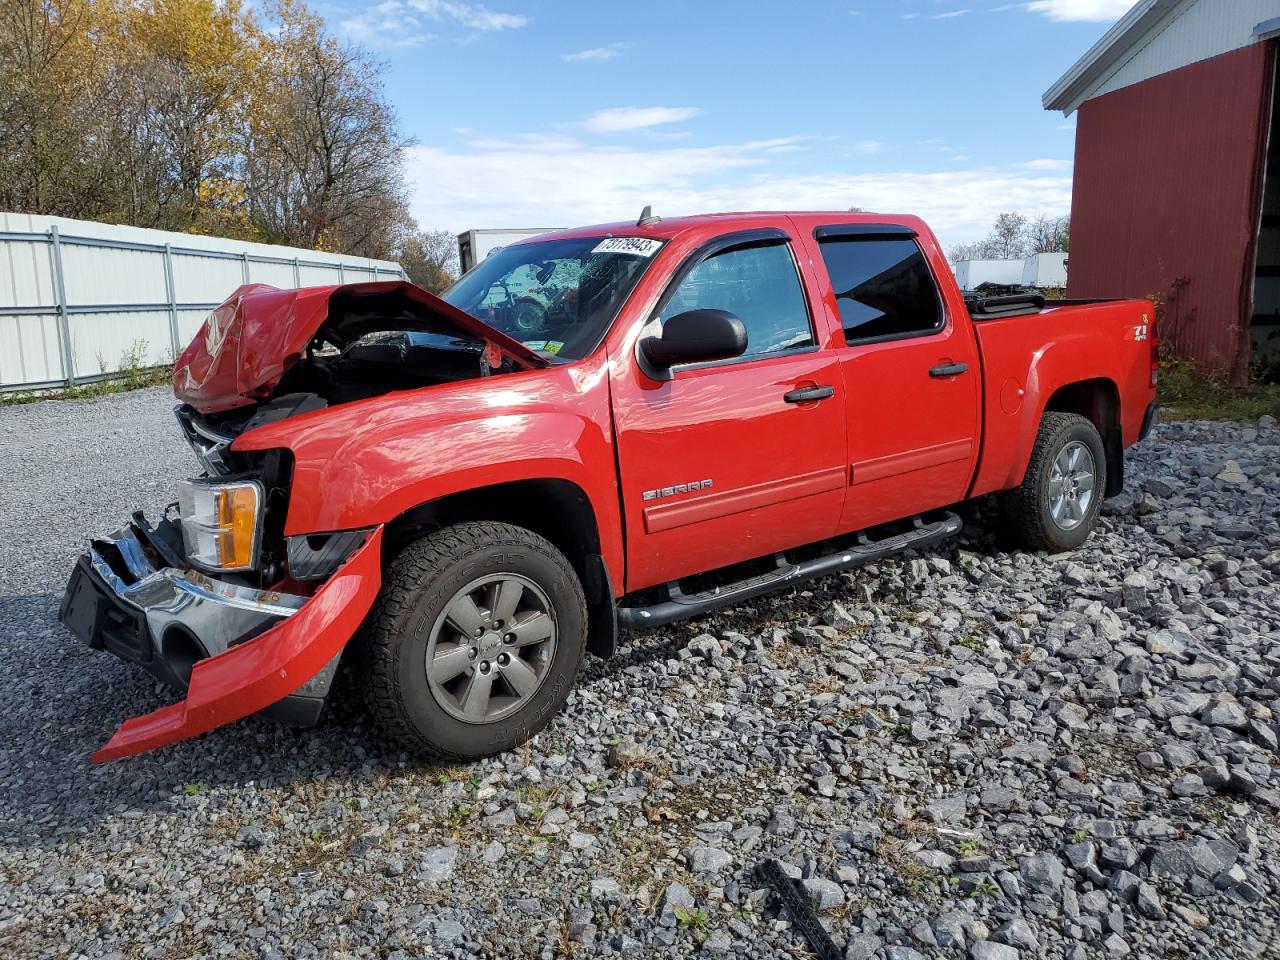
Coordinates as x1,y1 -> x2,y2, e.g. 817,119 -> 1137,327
806,228 -> 981,531
610,230 -> 848,592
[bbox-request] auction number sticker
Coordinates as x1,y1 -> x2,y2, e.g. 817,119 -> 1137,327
592,237 -> 664,257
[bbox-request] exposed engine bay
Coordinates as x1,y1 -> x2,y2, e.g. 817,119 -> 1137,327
172,280 -> 545,419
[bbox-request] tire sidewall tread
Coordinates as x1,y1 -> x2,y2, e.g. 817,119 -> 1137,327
1000,412 -> 1106,554
358,521 -> 587,762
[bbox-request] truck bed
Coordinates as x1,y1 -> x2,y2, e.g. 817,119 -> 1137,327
968,296 -> 1155,500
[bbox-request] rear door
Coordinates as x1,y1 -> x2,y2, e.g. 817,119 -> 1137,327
802,225 -> 981,532
610,228 -> 848,591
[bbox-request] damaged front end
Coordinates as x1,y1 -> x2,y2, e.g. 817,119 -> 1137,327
62,280 -> 546,761
61,514 -> 384,760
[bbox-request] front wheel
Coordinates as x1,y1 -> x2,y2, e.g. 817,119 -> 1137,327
999,412 -> 1106,553
359,522 -> 587,761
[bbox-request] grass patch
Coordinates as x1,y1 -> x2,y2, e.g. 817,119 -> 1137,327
1158,356 -> 1280,422
1,338 -> 171,406
674,907 -> 712,944
0,365 -> 171,406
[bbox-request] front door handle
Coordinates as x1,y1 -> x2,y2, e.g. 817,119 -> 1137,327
783,384 -> 835,403
929,362 -> 968,378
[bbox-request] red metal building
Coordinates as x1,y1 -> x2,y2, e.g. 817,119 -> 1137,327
1045,0 -> 1280,385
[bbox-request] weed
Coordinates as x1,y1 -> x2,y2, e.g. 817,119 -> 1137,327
182,782 -> 208,796
954,634 -> 985,653
0,364 -> 172,406
674,907 -> 711,944
970,880 -> 1001,898
955,838 -> 982,857
1158,353 -> 1280,422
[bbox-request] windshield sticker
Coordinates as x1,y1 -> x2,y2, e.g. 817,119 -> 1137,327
522,340 -> 564,355
592,237 -> 663,257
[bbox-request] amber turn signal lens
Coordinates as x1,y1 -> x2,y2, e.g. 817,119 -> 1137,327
177,479 -> 262,572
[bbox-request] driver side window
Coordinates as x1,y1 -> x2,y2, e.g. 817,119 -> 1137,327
659,240 -> 814,358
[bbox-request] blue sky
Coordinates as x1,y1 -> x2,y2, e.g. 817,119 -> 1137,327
324,0 -> 1134,248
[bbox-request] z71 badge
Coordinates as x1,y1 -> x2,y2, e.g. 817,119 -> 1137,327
642,479 -> 713,501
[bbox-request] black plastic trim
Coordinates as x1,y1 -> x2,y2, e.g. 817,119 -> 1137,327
617,512 -> 963,630
260,693 -> 326,726
583,552 -> 619,660
287,528 -> 372,581
1139,401 -> 1159,442
758,859 -> 844,960
61,556 -> 150,662
813,223 -> 915,239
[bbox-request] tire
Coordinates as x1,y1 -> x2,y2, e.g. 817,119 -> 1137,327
359,521 -> 587,761
999,412 -> 1107,554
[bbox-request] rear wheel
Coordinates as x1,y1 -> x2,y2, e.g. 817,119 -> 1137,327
360,522 -> 587,761
1000,412 -> 1106,553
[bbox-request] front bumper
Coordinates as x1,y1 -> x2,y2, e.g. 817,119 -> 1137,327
60,518 -> 383,762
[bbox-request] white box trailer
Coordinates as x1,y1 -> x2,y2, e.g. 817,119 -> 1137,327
457,228 -> 565,274
1021,252 -> 1068,289
953,259 -> 1024,290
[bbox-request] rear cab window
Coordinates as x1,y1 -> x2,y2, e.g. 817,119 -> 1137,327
815,231 -> 945,345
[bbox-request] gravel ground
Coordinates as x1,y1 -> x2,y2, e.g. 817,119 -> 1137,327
1,389 -> 1278,960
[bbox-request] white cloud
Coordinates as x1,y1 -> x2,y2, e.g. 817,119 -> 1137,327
412,0 -> 528,30
341,0 -> 526,46
563,43 -> 626,62
852,139 -> 886,154
579,106 -> 702,133
1024,0 -> 1133,22
933,8 -> 971,18
404,132 -> 1071,249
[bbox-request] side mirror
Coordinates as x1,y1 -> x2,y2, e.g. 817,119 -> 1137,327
639,309 -> 748,369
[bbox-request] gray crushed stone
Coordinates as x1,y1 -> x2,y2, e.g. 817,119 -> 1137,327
1,390 -> 1278,958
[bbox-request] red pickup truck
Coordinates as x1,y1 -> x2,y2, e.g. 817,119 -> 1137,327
60,211 -> 1158,762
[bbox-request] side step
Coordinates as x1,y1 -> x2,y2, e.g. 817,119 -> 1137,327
616,511 -> 963,631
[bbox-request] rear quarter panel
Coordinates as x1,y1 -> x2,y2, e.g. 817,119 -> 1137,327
970,299 -> 1156,498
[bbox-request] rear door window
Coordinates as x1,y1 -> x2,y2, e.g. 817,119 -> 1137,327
817,237 -> 944,344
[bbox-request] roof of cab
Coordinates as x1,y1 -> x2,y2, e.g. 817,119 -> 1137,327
520,211 -> 924,245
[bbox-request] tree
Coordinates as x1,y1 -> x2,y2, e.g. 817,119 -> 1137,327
950,211 -> 1069,262
0,0 -> 441,266
0,0 -> 122,217
1028,214 -> 1070,254
399,229 -> 459,293
244,0 -> 411,259
989,212 -> 1028,259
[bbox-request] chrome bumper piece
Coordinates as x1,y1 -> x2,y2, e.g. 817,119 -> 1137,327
83,524 -> 307,687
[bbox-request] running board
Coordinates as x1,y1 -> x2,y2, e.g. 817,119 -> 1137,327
616,511 -> 963,631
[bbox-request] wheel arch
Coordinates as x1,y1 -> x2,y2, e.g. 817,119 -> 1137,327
383,478 -> 619,659
1042,377 -> 1123,497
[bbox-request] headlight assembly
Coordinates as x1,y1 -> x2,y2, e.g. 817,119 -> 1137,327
177,478 -> 263,572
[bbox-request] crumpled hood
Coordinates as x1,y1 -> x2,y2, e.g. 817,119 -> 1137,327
174,280 -> 546,414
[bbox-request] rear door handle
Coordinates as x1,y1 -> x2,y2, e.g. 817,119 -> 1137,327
928,362 -> 968,378
783,385 -> 835,403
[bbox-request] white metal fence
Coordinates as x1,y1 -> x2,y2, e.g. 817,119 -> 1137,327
0,213 -> 405,391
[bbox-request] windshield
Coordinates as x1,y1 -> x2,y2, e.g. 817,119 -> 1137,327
441,236 -> 664,360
